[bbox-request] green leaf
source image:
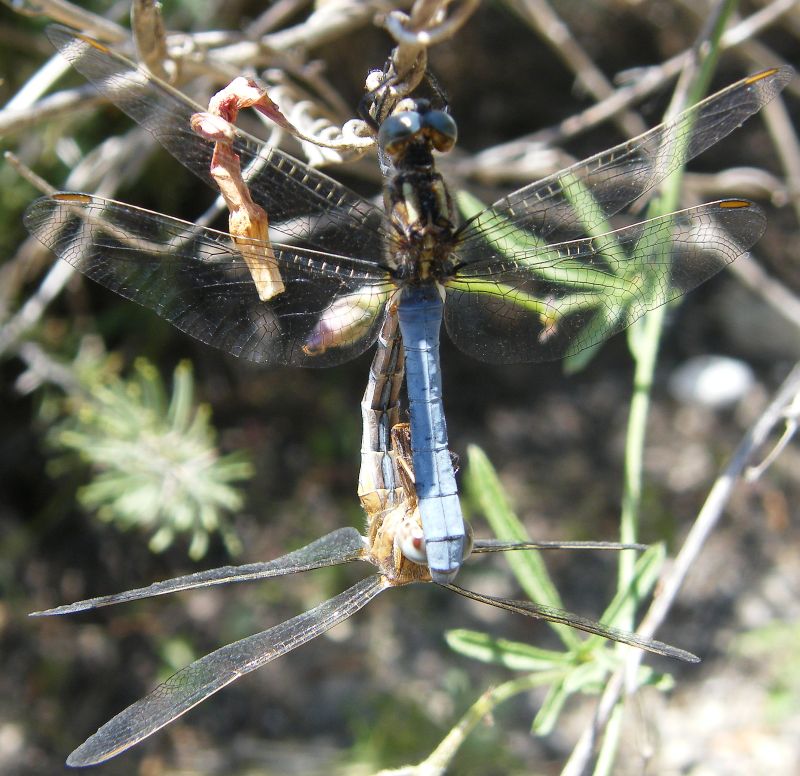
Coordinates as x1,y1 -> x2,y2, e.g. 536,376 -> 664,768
600,543 -> 666,628
561,660 -> 609,695
167,359 -> 194,431
446,629 -> 572,671
465,446 -> 581,651
531,679 -> 568,735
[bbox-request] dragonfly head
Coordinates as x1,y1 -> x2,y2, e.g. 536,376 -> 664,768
378,98 -> 458,161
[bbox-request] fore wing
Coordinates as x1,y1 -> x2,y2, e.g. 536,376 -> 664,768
25,194 -> 392,367
444,200 -> 764,363
455,66 -> 791,259
47,25 -> 386,261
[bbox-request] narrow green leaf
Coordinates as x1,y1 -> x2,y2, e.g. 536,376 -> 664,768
563,340 -> 602,374
602,543 -> 666,627
531,679 -> 568,735
557,169 -> 616,247
446,629 -> 572,671
636,665 -> 675,691
134,357 -> 166,414
561,660 -> 609,695
167,359 -> 195,431
465,446 -> 581,651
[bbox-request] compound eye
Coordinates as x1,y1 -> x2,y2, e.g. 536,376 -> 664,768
378,110 -> 423,156
397,518 -> 427,564
422,110 -> 457,152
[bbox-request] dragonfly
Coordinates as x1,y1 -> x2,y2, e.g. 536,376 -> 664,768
32,314 -> 697,765
23,26 -> 792,582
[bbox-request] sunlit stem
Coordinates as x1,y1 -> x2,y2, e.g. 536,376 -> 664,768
617,307 -> 663,620
617,0 -> 735,626
466,446 -> 582,651
413,671 -> 565,774
611,2 -> 735,771
593,703 -> 624,776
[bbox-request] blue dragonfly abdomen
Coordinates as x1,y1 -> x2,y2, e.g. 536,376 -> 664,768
397,285 -> 465,582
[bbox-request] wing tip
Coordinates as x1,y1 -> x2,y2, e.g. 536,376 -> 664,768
745,65 -> 795,88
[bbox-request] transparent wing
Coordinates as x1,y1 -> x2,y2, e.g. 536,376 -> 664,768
46,25 -> 387,260
65,574 -> 387,767
472,539 -> 647,553
30,528 -> 366,616
455,66 -> 791,259
24,194 -> 393,367
443,584 -> 698,663
444,200 -> 764,363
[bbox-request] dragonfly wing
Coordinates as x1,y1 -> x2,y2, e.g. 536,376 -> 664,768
472,539 -> 647,552
30,528 -> 367,615
455,67 -> 791,260
46,25 -> 387,261
444,200 -> 765,363
25,194 -> 393,367
66,574 -> 388,766
443,584 -> 698,663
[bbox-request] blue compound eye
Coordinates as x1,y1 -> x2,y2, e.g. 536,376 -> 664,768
422,110 -> 457,152
378,110 -> 423,156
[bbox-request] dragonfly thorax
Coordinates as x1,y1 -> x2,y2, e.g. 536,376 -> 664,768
385,163 -> 459,282
379,100 -> 460,282
386,167 -> 459,282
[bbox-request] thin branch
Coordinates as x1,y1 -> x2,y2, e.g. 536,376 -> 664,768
761,93 -> 800,222
211,1 -> 384,66
505,0 -> 647,138
461,0 -> 797,172
728,251 -> 800,334
131,0 -> 171,81
15,340 -> 81,394
0,129 -> 156,353
4,0 -> 128,42
0,86 -> 104,140
561,361 -> 800,775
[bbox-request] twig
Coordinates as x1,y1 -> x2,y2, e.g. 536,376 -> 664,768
5,0 -> 128,42
373,672 -> 563,775
245,0 -> 313,38
0,259 -> 76,358
728,251 -> 800,334
761,93 -> 800,222
131,0 -> 170,81
561,361 -> 800,775
4,150 -> 57,195
465,0 -> 797,166
504,0 -> 647,139
15,340 -> 81,394
0,86 -> 104,140
684,167 -> 789,205
384,0 -> 479,47
745,388 -> 800,481
211,0 -> 382,67
2,51 -> 73,111
0,128 -> 155,353
374,0 -> 481,114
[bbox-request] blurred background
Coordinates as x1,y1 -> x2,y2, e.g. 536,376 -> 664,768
1,1 -> 798,774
